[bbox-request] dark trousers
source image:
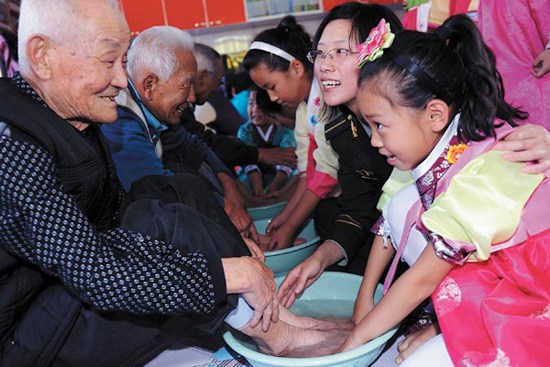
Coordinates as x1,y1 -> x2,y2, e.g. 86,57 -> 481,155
120,173 -> 250,353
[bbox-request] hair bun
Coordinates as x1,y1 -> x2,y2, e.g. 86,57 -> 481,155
277,15 -> 300,33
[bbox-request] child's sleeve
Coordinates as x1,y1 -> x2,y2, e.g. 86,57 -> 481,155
294,103 -> 309,175
421,151 -> 544,263
277,126 -> 297,148
313,116 -> 339,181
236,122 -> 255,145
377,168 -> 414,212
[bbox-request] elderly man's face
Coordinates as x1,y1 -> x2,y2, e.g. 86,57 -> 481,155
194,58 -> 224,105
47,1 -> 130,124
146,48 -> 197,125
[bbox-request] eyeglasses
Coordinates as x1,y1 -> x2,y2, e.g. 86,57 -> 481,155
306,48 -> 357,64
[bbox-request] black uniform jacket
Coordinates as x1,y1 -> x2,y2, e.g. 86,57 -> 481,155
323,106 -> 392,261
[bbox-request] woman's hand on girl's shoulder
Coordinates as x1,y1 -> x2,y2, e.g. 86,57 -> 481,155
494,124 -> 550,174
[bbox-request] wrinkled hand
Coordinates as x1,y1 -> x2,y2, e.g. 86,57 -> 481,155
395,324 -> 439,365
241,257 -> 279,332
494,123 -> 550,173
277,255 -> 325,308
532,49 -> 550,78
225,198 -> 260,243
242,237 -> 265,262
258,147 -> 297,168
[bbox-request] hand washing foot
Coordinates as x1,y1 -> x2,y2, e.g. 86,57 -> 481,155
241,316 -> 350,358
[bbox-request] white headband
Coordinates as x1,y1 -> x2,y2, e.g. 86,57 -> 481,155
249,41 -> 296,63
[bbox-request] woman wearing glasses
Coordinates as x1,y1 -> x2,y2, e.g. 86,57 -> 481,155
278,3 -> 402,306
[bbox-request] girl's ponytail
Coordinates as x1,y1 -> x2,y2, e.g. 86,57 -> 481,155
440,15 -> 526,138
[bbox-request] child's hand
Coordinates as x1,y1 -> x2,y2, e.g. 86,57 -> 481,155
532,49 -> 550,78
266,225 -> 295,251
352,297 -> 375,325
336,333 -> 364,353
266,213 -> 288,234
252,188 -> 265,197
277,255 -> 325,308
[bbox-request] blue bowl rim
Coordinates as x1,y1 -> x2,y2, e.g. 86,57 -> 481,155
223,323 -> 397,367
265,237 -> 321,257
247,201 -> 288,213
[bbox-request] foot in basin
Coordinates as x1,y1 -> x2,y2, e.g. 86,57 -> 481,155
241,319 -> 350,357
278,304 -> 354,331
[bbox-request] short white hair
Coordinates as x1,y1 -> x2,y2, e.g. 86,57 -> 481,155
127,26 -> 194,81
18,0 -> 123,74
193,43 -> 222,75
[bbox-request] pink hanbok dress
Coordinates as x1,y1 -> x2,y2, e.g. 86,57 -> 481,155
377,115 -> 550,366
479,0 -> 550,128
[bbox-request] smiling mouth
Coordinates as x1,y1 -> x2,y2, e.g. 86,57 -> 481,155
101,96 -> 116,102
176,104 -> 190,113
321,80 -> 341,89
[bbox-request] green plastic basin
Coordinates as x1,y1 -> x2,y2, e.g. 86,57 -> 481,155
224,272 -> 397,367
254,218 -> 320,275
248,201 -> 287,221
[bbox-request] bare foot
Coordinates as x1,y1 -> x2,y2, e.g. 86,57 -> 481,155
278,306 -> 354,331
395,324 -> 439,365
241,319 -> 350,357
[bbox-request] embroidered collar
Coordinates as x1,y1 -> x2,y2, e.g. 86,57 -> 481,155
412,113 -> 461,208
255,123 -> 274,142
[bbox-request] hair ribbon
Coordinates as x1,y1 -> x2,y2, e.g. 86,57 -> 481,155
249,41 -> 295,62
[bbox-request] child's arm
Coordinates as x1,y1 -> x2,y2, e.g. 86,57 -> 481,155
266,180 -> 321,251
266,170 -> 288,195
352,235 -> 395,325
248,170 -> 264,197
340,243 -> 453,352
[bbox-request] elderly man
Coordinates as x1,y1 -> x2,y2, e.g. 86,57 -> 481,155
0,2 -> 352,365
101,27 -> 256,239
176,43 -> 297,171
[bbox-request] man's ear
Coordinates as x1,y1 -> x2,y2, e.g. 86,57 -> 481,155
288,60 -> 305,79
425,99 -> 451,133
195,69 -> 208,87
26,35 -> 53,79
142,74 -> 158,101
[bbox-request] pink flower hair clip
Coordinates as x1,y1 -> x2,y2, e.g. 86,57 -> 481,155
356,19 -> 395,68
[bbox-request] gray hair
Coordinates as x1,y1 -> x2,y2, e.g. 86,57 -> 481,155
193,43 -> 222,74
18,0 -> 123,74
127,26 -> 194,81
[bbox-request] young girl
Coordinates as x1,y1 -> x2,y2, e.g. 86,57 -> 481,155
340,15 -> 550,366
237,88 -> 297,197
243,16 -> 340,251
277,2 -> 550,308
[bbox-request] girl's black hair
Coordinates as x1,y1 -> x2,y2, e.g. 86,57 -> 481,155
243,15 -> 312,75
253,86 -> 282,116
358,14 -> 526,142
313,2 -> 403,122
313,2 -> 403,50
